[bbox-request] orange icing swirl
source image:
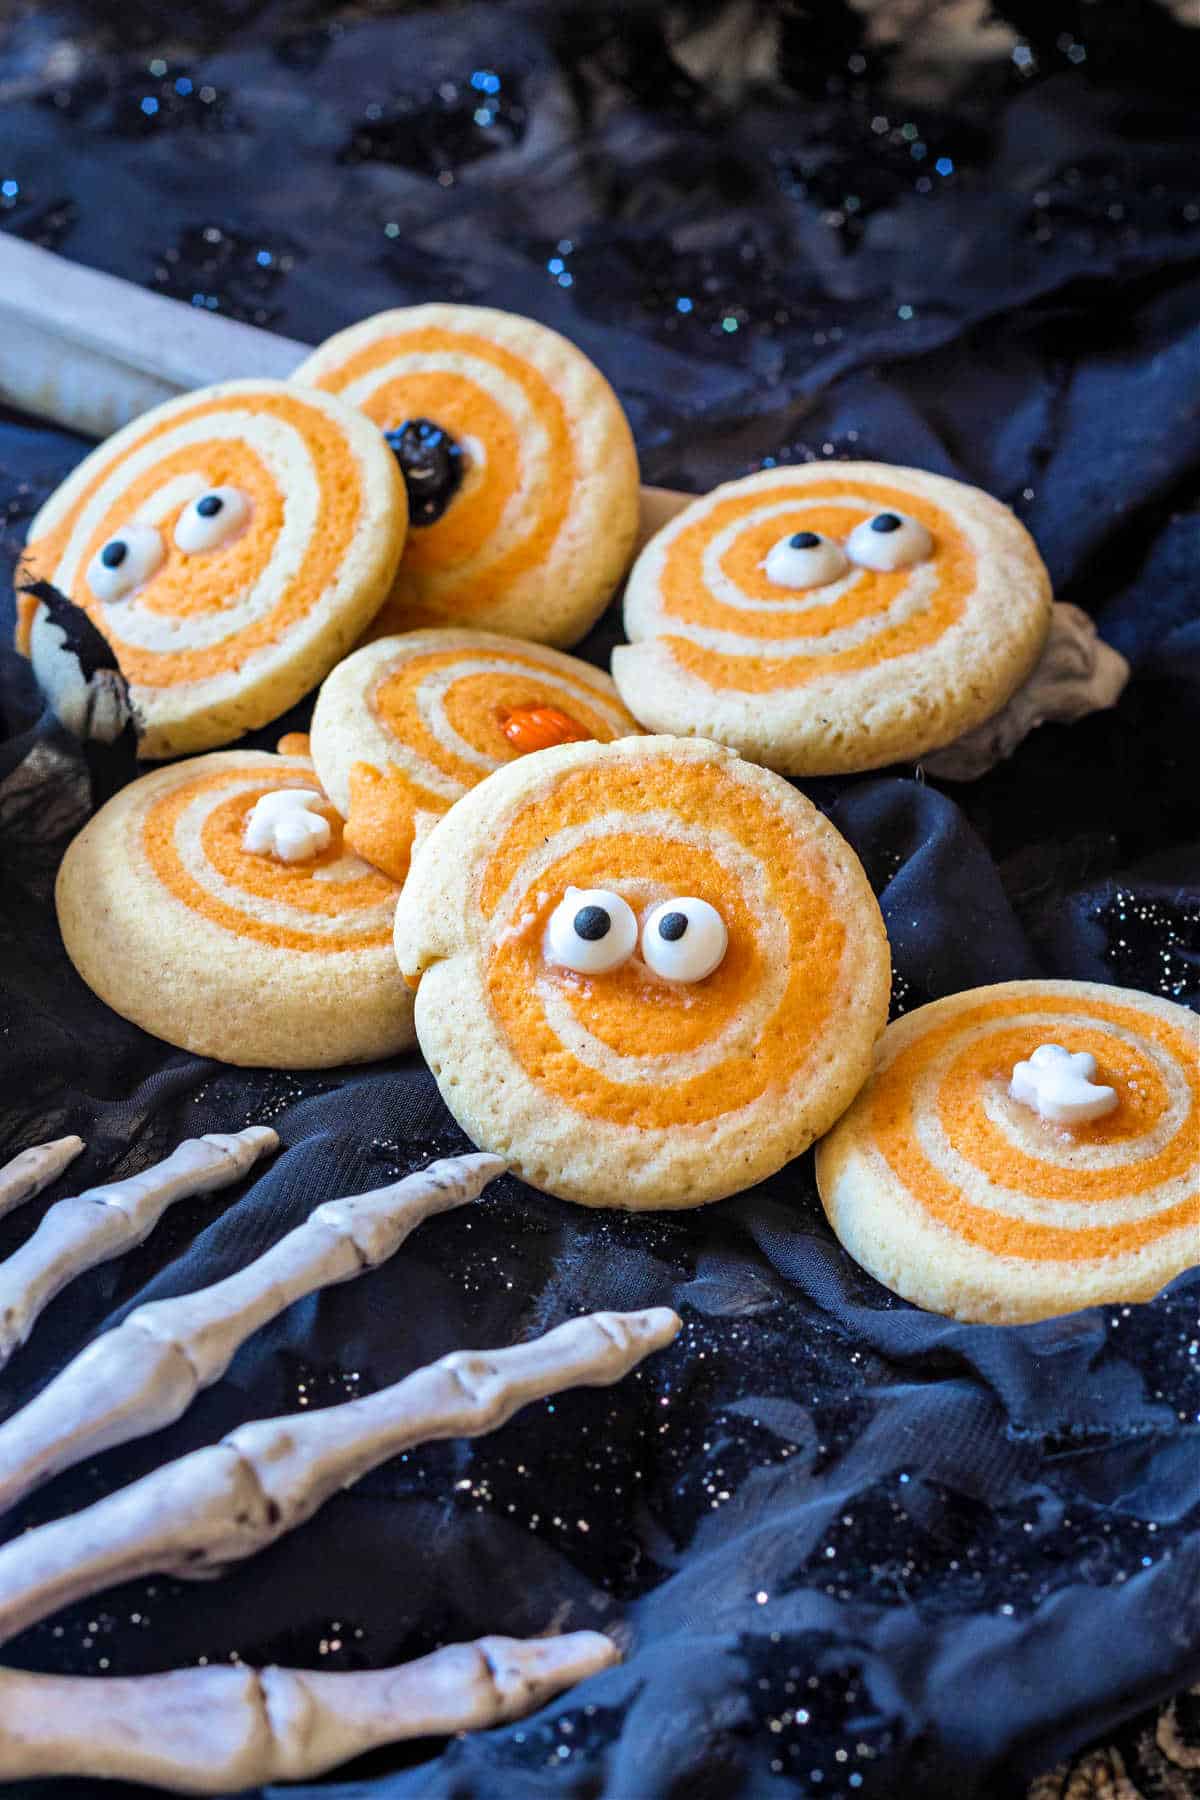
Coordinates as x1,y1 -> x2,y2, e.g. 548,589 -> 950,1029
868,992 -> 1199,1261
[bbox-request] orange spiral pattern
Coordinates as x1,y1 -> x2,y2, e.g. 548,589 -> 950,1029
294,305 -> 640,646
20,385 -> 390,684
394,738 -> 891,1207
142,764 -> 396,954
310,631 -> 638,884
615,463 -> 1054,778
817,981 -> 1199,1321
636,476 -> 973,692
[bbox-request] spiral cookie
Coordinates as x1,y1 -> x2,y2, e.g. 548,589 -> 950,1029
310,629 -> 641,884
816,981 -> 1199,1324
17,380 -> 407,759
56,749 -> 414,1068
293,305 -> 640,647
394,735 -> 890,1208
613,463 -> 1053,775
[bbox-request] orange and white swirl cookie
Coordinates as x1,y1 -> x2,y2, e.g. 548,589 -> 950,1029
18,380 -> 406,758
613,463 -> 1053,775
56,749 -> 413,1068
293,305 -> 639,648
816,981 -> 1199,1323
310,629 -> 641,884
394,735 -> 891,1209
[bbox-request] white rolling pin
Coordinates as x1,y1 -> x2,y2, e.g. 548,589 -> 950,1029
0,235 -> 1127,772
0,235 -> 682,551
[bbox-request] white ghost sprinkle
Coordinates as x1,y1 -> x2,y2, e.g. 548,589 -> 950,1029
243,789 -> 332,863
1010,1043 -> 1118,1127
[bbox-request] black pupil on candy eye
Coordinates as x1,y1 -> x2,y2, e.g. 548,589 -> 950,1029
384,418 -> 464,525
197,494 -> 223,517
100,541 -> 127,569
871,513 -> 902,533
789,532 -> 820,550
573,905 -> 610,941
658,912 -> 688,941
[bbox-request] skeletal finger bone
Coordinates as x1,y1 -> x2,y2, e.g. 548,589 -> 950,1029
0,1135 -> 83,1224
0,1152 -> 504,1517
0,1128 -> 277,1369
0,1306 -> 681,1648
0,1629 -> 619,1791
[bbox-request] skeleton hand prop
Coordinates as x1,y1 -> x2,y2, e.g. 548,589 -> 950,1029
0,1152 -> 504,1516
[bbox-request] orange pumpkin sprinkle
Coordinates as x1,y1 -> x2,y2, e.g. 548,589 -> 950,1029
499,705 -> 592,754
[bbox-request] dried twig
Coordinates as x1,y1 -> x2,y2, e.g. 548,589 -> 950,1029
0,1128 -> 277,1369
0,1306 -> 680,1648
0,1135 -> 83,1224
0,1152 -> 504,1516
0,1630 -> 619,1790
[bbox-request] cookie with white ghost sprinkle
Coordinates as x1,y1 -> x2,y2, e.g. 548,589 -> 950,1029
292,305 -> 640,648
612,462 -> 1053,775
815,980 -> 1200,1323
17,379 -> 407,759
56,749 -> 414,1068
310,629 -> 641,883
393,734 -> 891,1209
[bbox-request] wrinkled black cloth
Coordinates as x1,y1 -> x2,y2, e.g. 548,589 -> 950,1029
0,6 -> 1198,1798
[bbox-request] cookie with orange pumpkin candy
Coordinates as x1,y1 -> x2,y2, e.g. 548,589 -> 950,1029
309,629 -> 641,884
17,379 -> 407,760
56,747 -> 413,1068
292,304 -> 639,649
816,980 -> 1200,1323
393,734 -> 891,1209
613,462 -> 1053,775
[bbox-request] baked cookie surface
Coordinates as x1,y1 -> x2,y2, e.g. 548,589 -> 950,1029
613,462 -> 1053,775
310,629 -> 641,883
18,379 -> 406,759
816,980 -> 1199,1324
56,750 -> 414,1068
394,735 -> 891,1209
293,305 -> 639,647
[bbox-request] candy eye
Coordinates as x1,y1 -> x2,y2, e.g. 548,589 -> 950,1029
385,417 -> 464,525
763,530 -> 849,589
86,524 -> 165,601
844,510 -> 932,571
545,886 -> 637,974
174,486 -> 250,553
641,897 -> 728,982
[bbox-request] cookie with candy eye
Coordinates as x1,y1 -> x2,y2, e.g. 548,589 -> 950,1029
394,734 -> 891,1209
310,628 -> 641,884
292,304 -> 640,649
17,379 -> 407,759
55,749 -> 413,1068
815,980 -> 1200,1323
613,462 -> 1053,776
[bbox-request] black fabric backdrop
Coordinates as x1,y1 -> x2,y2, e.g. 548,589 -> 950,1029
0,5 -> 1198,1796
